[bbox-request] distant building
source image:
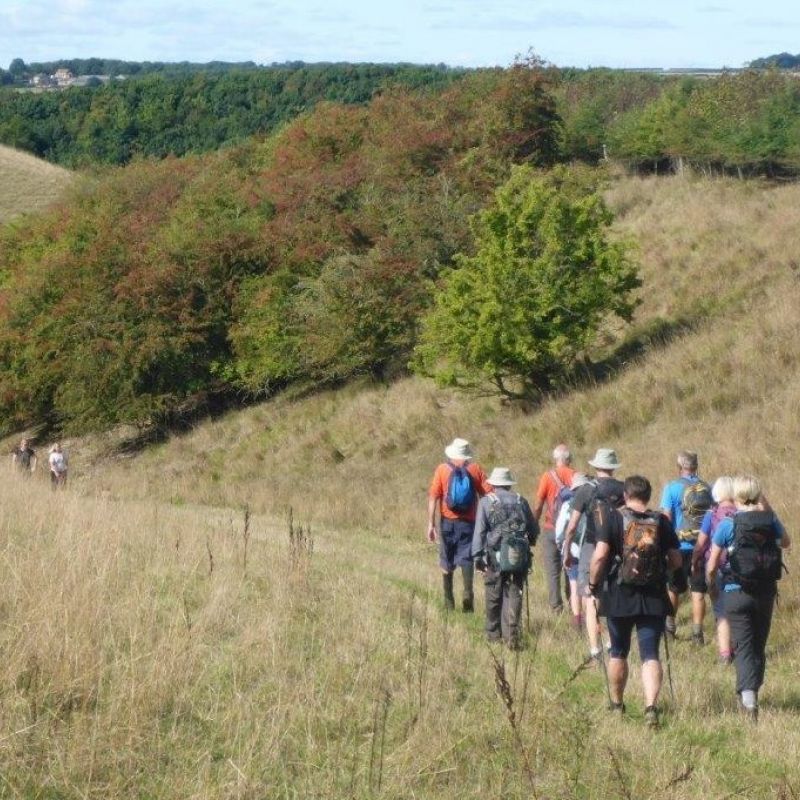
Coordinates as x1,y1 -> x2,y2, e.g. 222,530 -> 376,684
53,68 -> 74,86
30,73 -> 55,87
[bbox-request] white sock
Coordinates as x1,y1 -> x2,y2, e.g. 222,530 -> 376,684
741,690 -> 757,709
590,646 -> 601,656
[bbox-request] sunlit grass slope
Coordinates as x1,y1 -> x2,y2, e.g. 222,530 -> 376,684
4,174 -> 800,798
0,144 -> 72,222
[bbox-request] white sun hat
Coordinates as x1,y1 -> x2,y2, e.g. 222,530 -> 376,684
445,438 -> 474,461
588,448 -> 622,471
487,467 -> 516,487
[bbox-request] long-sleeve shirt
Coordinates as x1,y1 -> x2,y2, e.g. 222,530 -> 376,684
472,488 -> 539,559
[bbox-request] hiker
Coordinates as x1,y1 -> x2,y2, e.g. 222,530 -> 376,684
692,476 -> 736,664
533,444 -> 575,613
706,475 -> 791,721
589,475 -> 682,727
427,438 -> 493,612
555,473 -> 593,630
660,451 -> 714,643
11,438 -> 37,476
562,448 -> 625,665
48,443 -> 68,489
472,468 -> 539,648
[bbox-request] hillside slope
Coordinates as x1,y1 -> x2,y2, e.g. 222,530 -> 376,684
0,144 -> 72,222
5,174 -> 800,797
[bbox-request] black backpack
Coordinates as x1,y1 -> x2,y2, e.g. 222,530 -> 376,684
617,509 -> 665,587
589,479 -> 625,539
728,511 -> 783,591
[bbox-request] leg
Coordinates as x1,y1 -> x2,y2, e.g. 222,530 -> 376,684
584,594 -> 601,654
726,591 -> 759,698
461,564 -> 475,613
501,573 -> 526,648
752,592 -> 776,691
635,616 -> 665,708
438,520 -> 457,610
606,616 -> 634,705
452,520 -> 475,612
717,618 -> 732,661
483,568 -> 502,641
540,531 -> 563,611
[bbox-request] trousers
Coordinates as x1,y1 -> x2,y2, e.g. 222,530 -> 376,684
725,588 -> 776,694
484,567 -> 526,646
541,530 -> 566,609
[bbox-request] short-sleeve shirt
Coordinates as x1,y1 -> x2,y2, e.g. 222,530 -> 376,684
712,511 -> 784,592
429,461 -> 491,522
570,477 -> 624,545
596,507 -> 680,618
49,451 -> 67,474
535,466 -> 576,531
660,476 -> 705,551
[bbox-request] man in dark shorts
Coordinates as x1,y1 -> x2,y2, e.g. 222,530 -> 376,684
589,475 -> 682,728
427,438 -> 492,612
11,438 -> 37,476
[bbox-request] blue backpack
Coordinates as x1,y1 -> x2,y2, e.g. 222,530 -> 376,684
446,464 -> 475,513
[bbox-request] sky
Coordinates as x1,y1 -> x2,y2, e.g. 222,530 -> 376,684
0,0 -> 799,69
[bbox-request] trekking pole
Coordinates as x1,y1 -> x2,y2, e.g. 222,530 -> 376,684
524,574 -> 531,634
592,596 -> 614,708
662,624 -> 676,705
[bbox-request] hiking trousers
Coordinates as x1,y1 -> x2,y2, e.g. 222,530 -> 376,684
484,567 -> 525,646
541,530 -> 565,610
725,588 -> 776,694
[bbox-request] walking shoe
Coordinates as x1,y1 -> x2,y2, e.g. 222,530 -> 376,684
462,597 -> 474,613
691,630 -> 705,646
644,705 -> 660,729
742,705 -> 758,723
442,573 -> 455,611
718,653 -> 733,666
588,651 -> 602,669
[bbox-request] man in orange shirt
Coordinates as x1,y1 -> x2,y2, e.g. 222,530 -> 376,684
533,444 -> 576,613
428,438 -> 492,612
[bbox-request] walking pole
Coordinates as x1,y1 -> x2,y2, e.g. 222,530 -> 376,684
592,596 -> 614,708
663,623 -> 676,705
524,573 -> 531,634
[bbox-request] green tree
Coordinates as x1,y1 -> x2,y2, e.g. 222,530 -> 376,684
413,166 -> 640,399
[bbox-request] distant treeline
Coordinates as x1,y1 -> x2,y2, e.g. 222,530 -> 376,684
0,63 -> 464,165
748,52 -> 800,70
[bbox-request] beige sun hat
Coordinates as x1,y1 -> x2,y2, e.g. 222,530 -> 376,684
445,438 -> 473,461
487,467 -> 516,487
588,448 -> 621,471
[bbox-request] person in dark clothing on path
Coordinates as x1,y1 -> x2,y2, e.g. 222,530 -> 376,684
472,468 -> 539,648
11,438 -> 37,476
428,438 -> 493,612
589,475 -> 682,728
706,475 -> 791,721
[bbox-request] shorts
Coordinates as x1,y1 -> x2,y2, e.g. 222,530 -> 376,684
439,518 -> 474,572
565,562 -> 579,582
577,541 -> 595,596
607,615 -> 665,661
668,550 -> 691,594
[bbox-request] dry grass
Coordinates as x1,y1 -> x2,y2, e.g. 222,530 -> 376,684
0,144 -> 72,223
3,174 -> 800,797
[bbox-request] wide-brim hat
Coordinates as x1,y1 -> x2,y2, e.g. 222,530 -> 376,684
588,448 -> 621,471
445,438 -> 473,461
487,467 -> 517,487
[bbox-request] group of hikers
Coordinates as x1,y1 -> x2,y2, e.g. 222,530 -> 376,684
10,437 -> 69,488
427,439 -> 791,727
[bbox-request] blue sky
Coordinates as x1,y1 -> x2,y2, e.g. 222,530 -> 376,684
1,0 -> 798,69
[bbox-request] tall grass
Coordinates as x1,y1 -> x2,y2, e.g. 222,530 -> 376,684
3,174 -> 800,797
0,144 -> 72,222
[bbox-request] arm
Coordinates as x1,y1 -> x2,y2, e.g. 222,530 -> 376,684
588,541 -> 611,591
706,543 -> 723,583
659,483 -> 674,523
666,547 -> 682,573
427,496 -> 439,542
531,472 -> 549,522
30,454 -> 38,472
691,532 -> 709,574
472,501 -> 489,568
561,508 -> 582,567
522,499 -> 540,547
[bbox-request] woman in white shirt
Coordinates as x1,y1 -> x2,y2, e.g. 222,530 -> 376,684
48,443 -> 68,489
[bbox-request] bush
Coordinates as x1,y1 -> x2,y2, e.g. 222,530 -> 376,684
413,165 -> 640,399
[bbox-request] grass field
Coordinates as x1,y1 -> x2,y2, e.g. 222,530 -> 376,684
0,144 -> 72,223
3,173 -> 800,798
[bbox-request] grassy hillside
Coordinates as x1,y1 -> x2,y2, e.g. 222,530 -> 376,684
4,174 -> 800,798
0,144 -> 72,222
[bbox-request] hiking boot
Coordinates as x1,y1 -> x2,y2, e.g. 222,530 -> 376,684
442,573 -> 455,611
691,630 -> 705,646
461,564 -> 474,613
588,651 -> 602,669
462,597 -> 474,613
718,653 -> 733,666
644,705 -> 660,729
608,701 -> 625,717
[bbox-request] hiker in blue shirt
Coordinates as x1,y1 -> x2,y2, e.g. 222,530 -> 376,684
660,451 -> 713,644
706,475 -> 791,721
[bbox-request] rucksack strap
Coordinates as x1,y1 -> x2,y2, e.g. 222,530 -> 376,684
550,470 -> 564,491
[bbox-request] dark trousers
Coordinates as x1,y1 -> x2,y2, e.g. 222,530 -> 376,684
484,567 -> 526,646
541,530 -> 565,610
725,589 -> 776,694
